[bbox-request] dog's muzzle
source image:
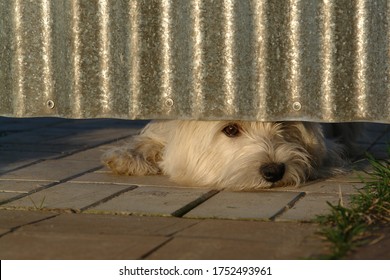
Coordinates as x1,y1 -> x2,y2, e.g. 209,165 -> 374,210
260,163 -> 285,183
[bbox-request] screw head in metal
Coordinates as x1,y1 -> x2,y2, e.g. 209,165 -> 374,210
46,100 -> 55,109
292,101 -> 302,111
165,98 -> 174,107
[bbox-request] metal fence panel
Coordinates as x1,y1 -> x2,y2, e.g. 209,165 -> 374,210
1,0 -> 390,122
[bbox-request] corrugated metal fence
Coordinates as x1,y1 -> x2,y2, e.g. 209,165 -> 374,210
1,0 -> 390,122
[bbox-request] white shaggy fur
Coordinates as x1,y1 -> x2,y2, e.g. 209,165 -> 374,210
102,120 -> 357,191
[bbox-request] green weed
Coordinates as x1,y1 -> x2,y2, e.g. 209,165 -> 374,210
316,147 -> 390,259
27,194 -> 46,210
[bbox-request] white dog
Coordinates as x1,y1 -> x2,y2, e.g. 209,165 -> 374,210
102,120 -> 360,191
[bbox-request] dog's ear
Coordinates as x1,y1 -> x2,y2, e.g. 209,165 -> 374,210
282,122 -> 327,167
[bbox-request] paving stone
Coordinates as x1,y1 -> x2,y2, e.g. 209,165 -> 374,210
62,137 -> 140,162
16,137 -> 136,163
0,143 -> 83,154
0,159 -> 101,182
325,171 -> 372,183
148,237 -> 273,259
54,119 -> 149,130
177,219 -> 317,240
2,183 -> 134,212
0,180 -> 51,193
380,131 -> 390,141
356,131 -> 386,146
0,192 -> 25,204
18,213 -> 198,236
0,151 -> 58,173
0,228 -> 10,236
0,116 -> 67,125
362,124 -> 389,142
0,210 -> 56,229
0,117 -> 66,132
0,128 -> 78,144
364,123 -> 390,133
0,231 -> 168,259
42,128 -> 138,147
63,136 -> 147,162
184,191 -> 302,220
366,144 -> 390,159
147,221 -> 326,260
72,170 -> 179,187
0,179 -> 51,207
348,225 -> 390,260
276,193 -> 351,221
280,180 -> 365,194
60,147 -> 106,161
88,186 -> 213,216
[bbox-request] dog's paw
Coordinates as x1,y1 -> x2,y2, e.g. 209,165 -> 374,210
102,147 -> 161,176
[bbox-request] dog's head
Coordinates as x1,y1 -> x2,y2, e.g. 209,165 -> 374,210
160,121 -> 328,190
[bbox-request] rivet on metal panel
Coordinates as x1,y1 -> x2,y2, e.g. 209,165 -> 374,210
46,100 -> 55,109
292,101 -> 302,111
165,98 -> 174,107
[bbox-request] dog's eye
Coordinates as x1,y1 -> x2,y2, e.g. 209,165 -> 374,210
222,124 -> 240,137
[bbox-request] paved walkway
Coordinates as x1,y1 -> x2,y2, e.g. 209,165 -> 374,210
0,117 -> 389,259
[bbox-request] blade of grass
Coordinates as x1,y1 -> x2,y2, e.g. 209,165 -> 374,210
316,145 -> 390,259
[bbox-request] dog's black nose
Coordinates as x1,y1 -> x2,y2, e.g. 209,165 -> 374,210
260,163 -> 285,183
